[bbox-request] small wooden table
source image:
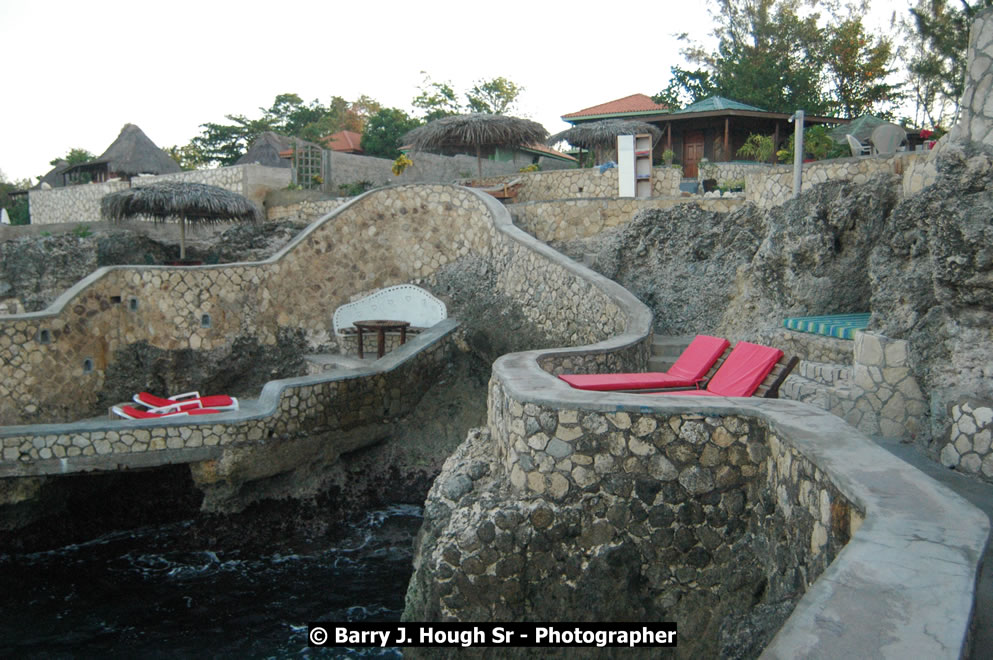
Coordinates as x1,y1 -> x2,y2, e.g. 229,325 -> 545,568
353,319 -> 410,359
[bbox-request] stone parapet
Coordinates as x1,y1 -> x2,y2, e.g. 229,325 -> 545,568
266,198 -> 345,223
474,165 -> 682,203
0,320 -> 455,479
28,180 -> 130,225
948,8 -> 993,147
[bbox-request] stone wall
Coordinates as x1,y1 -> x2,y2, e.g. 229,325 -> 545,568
404,335 -> 987,657
0,184 -> 643,427
745,152 -> 933,209
28,180 -> 129,226
509,197 -> 744,243
328,151 -> 573,191
699,161 -> 770,186
28,165 -> 291,225
0,321 -> 455,477
477,165 -> 682,203
947,8 -> 993,147
265,198 -> 345,223
941,399 -> 993,479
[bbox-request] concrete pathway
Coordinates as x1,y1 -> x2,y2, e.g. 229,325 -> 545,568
873,436 -> 993,658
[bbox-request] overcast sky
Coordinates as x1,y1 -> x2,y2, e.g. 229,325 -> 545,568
0,0 -> 907,184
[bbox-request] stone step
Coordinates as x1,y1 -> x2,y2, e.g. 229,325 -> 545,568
796,360 -> 852,387
648,355 -> 676,372
781,372 -> 854,408
651,334 -> 695,358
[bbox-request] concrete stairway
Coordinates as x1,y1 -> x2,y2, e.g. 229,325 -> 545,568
648,334 -> 694,372
781,360 -> 854,408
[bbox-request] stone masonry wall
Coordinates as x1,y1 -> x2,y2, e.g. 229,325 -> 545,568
745,152 -> 933,209
266,198 -> 346,223
476,165 -> 682,203
404,382 -> 860,657
28,165 -> 291,225
0,184 -> 631,427
28,180 -> 129,226
699,161 -> 770,187
0,324 -> 454,473
948,9 -> 993,148
941,399 -> 993,479
510,197 -> 744,243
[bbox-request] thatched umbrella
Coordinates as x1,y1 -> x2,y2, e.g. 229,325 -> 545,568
548,119 -> 663,165
101,182 -> 260,261
402,113 -> 548,179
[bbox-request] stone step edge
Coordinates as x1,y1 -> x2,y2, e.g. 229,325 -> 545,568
797,360 -> 852,386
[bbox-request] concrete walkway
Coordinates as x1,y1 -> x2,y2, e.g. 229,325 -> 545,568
874,436 -> 993,658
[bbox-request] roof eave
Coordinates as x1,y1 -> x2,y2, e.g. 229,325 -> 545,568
563,109 -> 671,123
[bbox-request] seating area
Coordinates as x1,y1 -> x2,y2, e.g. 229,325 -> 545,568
112,391 -> 239,420
782,313 -> 870,340
332,285 -> 447,358
559,335 -> 797,399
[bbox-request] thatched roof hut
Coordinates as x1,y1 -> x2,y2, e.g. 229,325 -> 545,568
403,113 -> 548,178
237,132 -> 296,168
64,124 -> 181,184
548,119 -> 663,165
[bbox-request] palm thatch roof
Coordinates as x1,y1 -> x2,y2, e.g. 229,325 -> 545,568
548,119 -> 663,151
33,160 -> 70,189
101,182 -> 260,223
101,181 -> 260,260
237,132 -> 298,168
402,113 -> 548,178
76,124 -> 181,177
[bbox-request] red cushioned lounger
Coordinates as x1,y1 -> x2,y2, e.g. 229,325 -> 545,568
112,405 -> 223,420
133,391 -> 239,412
653,341 -> 783,397
558,335 -> 730,391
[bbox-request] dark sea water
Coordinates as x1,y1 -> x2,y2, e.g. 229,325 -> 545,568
0,505 -> 423,659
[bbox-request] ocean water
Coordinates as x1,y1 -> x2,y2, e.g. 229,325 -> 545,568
0,505 -> 423,658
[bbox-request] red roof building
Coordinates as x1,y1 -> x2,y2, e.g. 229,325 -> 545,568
321,130 -> 364,154
562,94 -> 669,122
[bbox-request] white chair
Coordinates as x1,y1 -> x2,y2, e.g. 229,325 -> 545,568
846,134 -> 871,157
870,124 -> 908,156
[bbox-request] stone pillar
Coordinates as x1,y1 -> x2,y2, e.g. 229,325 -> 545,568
851,331 -> 927,439
947,8 -> 993,147
940,400 -> 993,479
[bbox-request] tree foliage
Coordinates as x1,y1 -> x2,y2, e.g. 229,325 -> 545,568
674,0 -> 897,117
902,0 -> 992,129
184,93 -> 384,167
652,67 -> 715,110
413,72 -> 525,118
361,108 -> 422,159
0,170 -> 31,225
50,148 -> 94,167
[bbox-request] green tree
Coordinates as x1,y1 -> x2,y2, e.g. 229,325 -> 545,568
412,72 -> 462,120
675,0 -> 897,117
0,170 -> 31,225
825,12 -> 898,117
652,66 -> 715,110
164,144 -> 207,171
360,108 -> 422,159
902,0 -> 992,128
50,148 -> 94,167
190,114 -> 275,166
465,76 -> 523,114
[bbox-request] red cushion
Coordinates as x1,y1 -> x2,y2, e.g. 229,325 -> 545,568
558,334 -> 729,391
652,341 -> 783,397
559,372 -> 698,391
667,335 -> 731,381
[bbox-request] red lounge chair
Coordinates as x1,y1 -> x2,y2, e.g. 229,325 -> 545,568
558,335 -> 730,391
112,405 -> 222,420
652,341 -> 790,398
133,391 -> 239,413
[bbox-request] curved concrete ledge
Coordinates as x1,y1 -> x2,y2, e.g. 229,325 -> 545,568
488,343 -> 989,658
0,319 -> 458,477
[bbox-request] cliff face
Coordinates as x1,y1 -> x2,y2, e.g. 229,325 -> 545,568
555,145 -> 993,446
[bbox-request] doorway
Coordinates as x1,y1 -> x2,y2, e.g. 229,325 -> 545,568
683,131 -> 705,178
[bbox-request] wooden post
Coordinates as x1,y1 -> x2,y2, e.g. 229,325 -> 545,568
773,123 -> 780,164
723,118 -> 730,161
666,122 -> 672,151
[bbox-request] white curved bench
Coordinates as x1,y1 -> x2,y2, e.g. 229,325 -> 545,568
332,285 -> 447,339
